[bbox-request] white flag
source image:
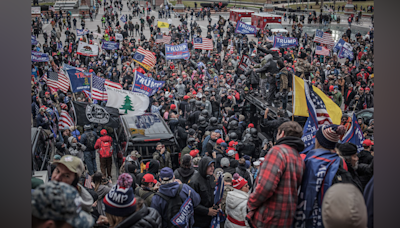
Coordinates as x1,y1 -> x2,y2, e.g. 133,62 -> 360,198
105,86 -> 149,116
115,33 -> 123,41
77,41 -> 99,57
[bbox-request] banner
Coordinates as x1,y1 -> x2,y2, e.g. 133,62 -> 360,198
165,43 -> 190,60
273,36 -> 298,48
333,38 -> 353,52
77,29 -> 89,36
120,15 -> 127,23
101,40 -> 120,50
31,7 -> 40,14
72,101 -> 120,128
63,64 -> 91,92
77,41 -> 99,57
338,46 -> 354,60
234,20 -> 257,34
171,196 -> 194,228
342,113 -> 365,153
133,72 -> 165,96
31,35 -> 38,45
237,54 -> 257,74
115,33 -> 123,41
31,51 -> 49,62
105,86 -> 150,116
158,21 -> 169,28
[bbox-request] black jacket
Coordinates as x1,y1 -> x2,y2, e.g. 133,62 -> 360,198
188,157 -> 216,227
358,150 -> 373,165
174,168 -> 197,184
263,117 -> 290,142
114,205 -> 162,228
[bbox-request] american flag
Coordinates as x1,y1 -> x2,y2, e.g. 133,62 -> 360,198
58,110 -> 74,129
305,83 -> 333,126
155,34 -> 171,44
42,70 -> 70,93
92,75 -> 122,101
83,90 -> 91,98
313,30 -> 335,49
193,37 -> 213,50
315,46 -> 330,56
133,47 -> 156,69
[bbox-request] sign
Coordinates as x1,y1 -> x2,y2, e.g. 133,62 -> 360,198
31,35 -> 38,45
31,51 -> 49,62
31,7 -> 41,14
115,33 -> 123,41
338,46 -> 354,60
165,43 -> 190,60
63,64 -> 91,92
77,29 -> 90,36
101,40 -> 120,50
234,20 -> 257,34
77,41 -> 99,57
133,72 -> 165,96
237,54 -> 257,74
273,36 -> 298,48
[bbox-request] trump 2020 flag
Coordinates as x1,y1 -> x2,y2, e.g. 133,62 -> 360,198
171,195 -> 195,228
63,64 -> 91,93
105,86 -> 149,116
273,36 -> 298,48
101,40 -> 120,50
341,113 -> 365,153
338,46 -> 354,61
234,20 -> 257,34
133,72 -> 165,96
210,171 -> 226,228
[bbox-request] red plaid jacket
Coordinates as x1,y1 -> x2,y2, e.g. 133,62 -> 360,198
246,140 -> 305,228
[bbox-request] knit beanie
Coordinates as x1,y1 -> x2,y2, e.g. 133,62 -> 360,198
316,124 -> 346,149
103,173 -> 136,217
232,173 -> 248,190
338,142 -> 358,156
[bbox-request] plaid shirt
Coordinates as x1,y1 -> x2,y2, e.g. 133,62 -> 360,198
246,142 -> 305,228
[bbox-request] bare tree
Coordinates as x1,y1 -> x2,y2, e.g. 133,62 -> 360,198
315,0 -> 319,6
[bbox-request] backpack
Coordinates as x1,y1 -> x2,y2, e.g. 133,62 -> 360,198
155,184 -> 184,228
86,132 -> 96,151
99,140 -> 113,158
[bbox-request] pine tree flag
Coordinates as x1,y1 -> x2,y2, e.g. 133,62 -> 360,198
105,86 -> 149,116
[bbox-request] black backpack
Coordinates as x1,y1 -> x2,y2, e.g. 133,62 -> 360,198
155,184 -> 184,228
86,132 -> 96,151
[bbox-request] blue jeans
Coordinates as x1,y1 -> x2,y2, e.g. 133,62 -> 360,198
84,151 -> 97,175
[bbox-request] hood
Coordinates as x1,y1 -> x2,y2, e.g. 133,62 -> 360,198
177,167 -> 195,178
198,156 -> 214,179
226,189 -> 249,209
78,184 -> 94,213
147,159 -> 160,175
159,181 -> 181,197
275,136 -> 305,152
264,54 -> 273,62
99,135 -> 112,142
178,118 -> 186,127
322,183 -> 367,228
32,95 -> 38,104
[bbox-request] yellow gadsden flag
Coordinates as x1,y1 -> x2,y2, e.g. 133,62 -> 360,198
292,76 -> 342,125
157,21 -> 169,28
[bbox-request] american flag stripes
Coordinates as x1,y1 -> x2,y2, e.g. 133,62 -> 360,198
58,110 -> 74,129
155,34 -> 171,44
92,75 -> 122,101
313,30 -> 335,49
305,83 -> 333,126
133,47 -> 157,70
193,37 -> 213,50
315,46 -> 330,56
42,70 -> 70,93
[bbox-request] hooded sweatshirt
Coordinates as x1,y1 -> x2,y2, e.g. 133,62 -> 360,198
226,189 -> 250,228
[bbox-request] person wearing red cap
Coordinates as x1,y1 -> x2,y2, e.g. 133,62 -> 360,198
364,87 -> 374,108
94,129 -> 113,178
135,173 -> 157,207
359,139 -> 374,165
225,173 -> 250,228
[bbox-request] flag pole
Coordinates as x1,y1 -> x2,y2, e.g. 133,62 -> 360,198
90,73 -> 93,103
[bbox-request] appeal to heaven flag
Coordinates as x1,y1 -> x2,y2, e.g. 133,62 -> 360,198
292,76 -> 342,125
105,86 -> 149,116
157,21 -> 169,28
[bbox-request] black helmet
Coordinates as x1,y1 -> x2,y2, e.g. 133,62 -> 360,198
201,109 -> 209,117
228,120 -> 238,130
228,132 -> 238,141
250,128 -> 258,138
209,117 -> 218,126
198,116 -> 206,124
189,99 -> 196,104
187,137 -> 196,145
188,129 -> 196,136
195,101 -> 202,107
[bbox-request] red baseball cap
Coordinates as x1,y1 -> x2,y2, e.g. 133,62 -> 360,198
192,91 -> 197,95
170,104 -> 176,110
228,95 -> 232,99
142,174 -> 157,184
248,123 -> 254,128
190,149 -> 199,157
216,138 -> 224,145
45,92 -> 50,95
183,74 -> 187,78
89,69 -> 94,73
359,88 -> 364,91
365,87 -> 370,91
183,95 -> 189,100
362,139 -> 374,146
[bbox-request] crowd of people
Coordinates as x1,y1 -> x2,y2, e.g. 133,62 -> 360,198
31,0 -> 374,227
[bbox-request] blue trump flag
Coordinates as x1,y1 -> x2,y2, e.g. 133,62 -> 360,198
341,113 -> 365,152
120,15 -> 127,23
338,46 -> 354,60
333,38 -> 345,52
63,64 -> 91,92
273,36 -> 298,48
135,114 -> 161,129
234,20 -> 257,34
76,29 -> 89,36
210,171 -> 226,228
31,35 -> 38,45
101,40 -> 120,50
31,51 -> 49,62
165,43 -> 190,60
171,195 -> 195,228
133,72 -> 165,96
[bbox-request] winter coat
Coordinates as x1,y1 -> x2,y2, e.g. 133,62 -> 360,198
221,185 -> 235,215
78,183 -> 94,213
173,167 -> 197,184
95,183 -> 113,216
80,130 -> 98,152
114,204 -> 162,228
135,187 -> 155,207
295,58 -> 313,75
333,91 -> 343,107
188,156 -> 216,227
36,113 -> 50,129
152,151 -> 172,169
151,182 -> 201,228
226,189 -> 250,228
